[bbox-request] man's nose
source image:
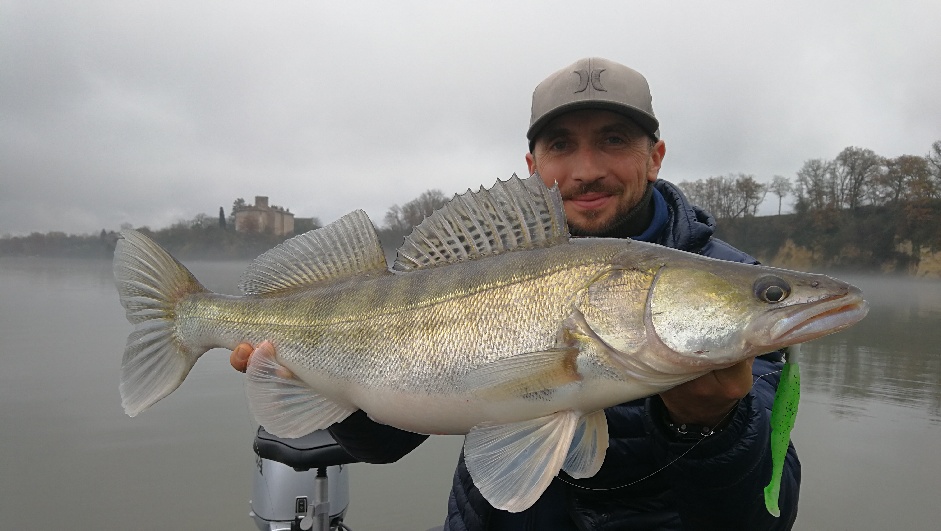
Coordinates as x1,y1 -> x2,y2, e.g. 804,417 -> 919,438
570,146 -> 606,183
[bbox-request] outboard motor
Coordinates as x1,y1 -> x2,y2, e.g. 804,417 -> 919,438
250,427 -> 359,531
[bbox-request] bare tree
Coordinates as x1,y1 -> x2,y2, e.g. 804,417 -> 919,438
831,147 -> 884,209
899,155 -> 936,201
677,179 -> 706,210
795,158 -> 835,211
678,175 -> 752,219
383,204 -> 410,232
710,176 -> 739,219
190,213 -> 215,229
678,177 -> 731,218
384,189 -> 450,230
875,155 -> 935,204
927,140 -> 941,193
768,175 -> 793,215
733,174 -> 768,217
677,179 -> 705,207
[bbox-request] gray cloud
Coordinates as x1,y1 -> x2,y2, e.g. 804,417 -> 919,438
3,0 -> 939,235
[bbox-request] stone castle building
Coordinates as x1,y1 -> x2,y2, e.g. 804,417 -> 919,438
234,196 -> 295,236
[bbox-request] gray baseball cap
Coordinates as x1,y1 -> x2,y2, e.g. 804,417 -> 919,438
527,57 -> 660,148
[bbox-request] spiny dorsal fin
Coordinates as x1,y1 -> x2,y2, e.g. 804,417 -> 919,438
240,210 -> 388,295
393,173 -> 570,272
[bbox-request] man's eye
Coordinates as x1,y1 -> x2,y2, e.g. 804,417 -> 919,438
549,140 -> 568,151
604,135 -> 625,145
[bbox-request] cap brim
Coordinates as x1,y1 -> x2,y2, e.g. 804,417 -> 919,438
527,100 -> 660,143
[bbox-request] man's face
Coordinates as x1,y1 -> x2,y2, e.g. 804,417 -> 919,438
526,109 -> 666,236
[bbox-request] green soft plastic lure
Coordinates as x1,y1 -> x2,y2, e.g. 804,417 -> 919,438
764,344 -> 801,517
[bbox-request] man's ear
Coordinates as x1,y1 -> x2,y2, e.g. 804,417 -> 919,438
525,151 -> 537,176
647,140 -> 666,182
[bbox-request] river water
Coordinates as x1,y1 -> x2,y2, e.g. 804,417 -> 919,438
1,258 -> 939,530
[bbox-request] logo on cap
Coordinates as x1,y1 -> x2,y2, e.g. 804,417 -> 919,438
573,68 -> 606,93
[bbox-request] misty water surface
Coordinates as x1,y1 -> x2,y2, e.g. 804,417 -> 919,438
1,258 -> 939,530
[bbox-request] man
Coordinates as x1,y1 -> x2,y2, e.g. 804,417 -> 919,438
232,57 -> 800,530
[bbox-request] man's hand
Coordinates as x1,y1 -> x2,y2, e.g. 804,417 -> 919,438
659,359 -> 755,428
231,341 -> 294,380
230,342 -> 256,373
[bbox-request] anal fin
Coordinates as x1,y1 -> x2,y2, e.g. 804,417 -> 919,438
245,342 -> 356,438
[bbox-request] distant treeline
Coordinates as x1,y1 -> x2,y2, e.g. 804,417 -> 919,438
0,224 -> 419,261
0,190 -> 449,260
678,141 -> 941,273
0,226 -> 280,260
5,141 -> 940,270
7,199 -> 939,274
678,141 -> 941,220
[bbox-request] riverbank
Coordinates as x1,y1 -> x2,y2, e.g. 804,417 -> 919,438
716,201 -> 941,278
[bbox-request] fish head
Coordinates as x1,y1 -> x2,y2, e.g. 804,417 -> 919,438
640,251 -> 869,370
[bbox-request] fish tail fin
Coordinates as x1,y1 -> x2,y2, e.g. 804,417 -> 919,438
113,229 -> 210,417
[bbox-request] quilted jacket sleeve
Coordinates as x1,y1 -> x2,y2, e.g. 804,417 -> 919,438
327,410 -> 428,464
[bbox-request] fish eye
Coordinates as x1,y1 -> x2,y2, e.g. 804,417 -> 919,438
754,275 -> 791,304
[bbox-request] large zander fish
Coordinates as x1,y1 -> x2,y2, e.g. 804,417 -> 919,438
114,174 -> 868,512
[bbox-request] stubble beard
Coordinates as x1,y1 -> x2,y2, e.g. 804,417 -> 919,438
566,180 -> 655,238
567,200 -> 633,237
562,181 -> 630,237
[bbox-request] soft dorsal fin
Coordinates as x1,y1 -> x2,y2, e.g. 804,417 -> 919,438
240,209 -> 388,295
392,173 -> 570,272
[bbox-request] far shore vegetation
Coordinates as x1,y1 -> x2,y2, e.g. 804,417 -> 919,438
4,141 -> 941,274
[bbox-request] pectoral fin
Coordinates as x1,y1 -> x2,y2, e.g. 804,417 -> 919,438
245,342 -> 356,438
463,411 -> 580,513
462,347 -> 581,399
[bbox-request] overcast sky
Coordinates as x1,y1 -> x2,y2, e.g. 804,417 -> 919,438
2,0 -> 939,236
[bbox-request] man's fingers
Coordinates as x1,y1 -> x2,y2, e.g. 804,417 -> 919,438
659,358 -> 756,426
241,341 -> 294,379
231,341 -> 289,378
253,341 -> 276,362
712,358 -> 755,399
230,343 -> 255,373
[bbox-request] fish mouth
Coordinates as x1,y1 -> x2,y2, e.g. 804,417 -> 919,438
768,290 -> 869,345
